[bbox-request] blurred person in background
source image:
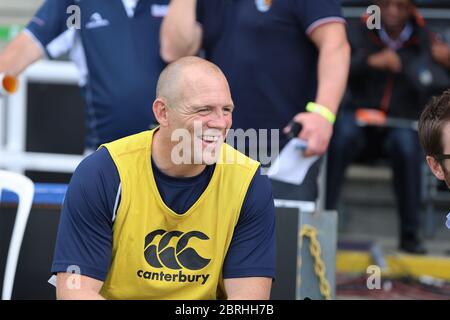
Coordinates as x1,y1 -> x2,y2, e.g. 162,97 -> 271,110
0,0 -> 169,152
326,0 -> 450,254
160,0 -> 350,202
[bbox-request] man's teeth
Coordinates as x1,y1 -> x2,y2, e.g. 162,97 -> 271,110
202,135 -> 219,142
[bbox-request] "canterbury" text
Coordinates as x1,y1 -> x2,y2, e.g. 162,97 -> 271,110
137,270 -> 210,285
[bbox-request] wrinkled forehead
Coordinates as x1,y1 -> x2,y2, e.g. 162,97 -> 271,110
179,68 -> 231,103
182,64 -> 227,88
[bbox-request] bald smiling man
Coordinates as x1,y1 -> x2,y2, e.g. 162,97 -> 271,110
51,57 -> 276,300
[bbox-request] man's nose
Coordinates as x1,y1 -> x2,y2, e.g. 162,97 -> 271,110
207,110 -> 230,129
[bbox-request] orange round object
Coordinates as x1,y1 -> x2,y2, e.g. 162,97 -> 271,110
2,74 -> 18,94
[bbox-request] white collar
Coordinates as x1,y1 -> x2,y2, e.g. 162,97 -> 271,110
122,0 -> 140,18
379,22 -> 414,51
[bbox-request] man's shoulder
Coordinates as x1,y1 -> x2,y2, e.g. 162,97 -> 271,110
220,143 -> 260,170
102,130 -> 153,158
347,17 -> 371,35
66,147 -> 120,218
76,147 -> 118,179
346,17 -> 378,46
413,20 -> 432,43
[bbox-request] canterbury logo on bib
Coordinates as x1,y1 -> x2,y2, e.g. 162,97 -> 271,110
138,229 -> 212,285
144,230 -> 211,270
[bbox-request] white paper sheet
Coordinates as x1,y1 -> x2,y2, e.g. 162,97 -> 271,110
267,138 -> 318,185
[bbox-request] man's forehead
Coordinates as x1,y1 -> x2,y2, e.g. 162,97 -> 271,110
180,73 -> 230,97
182,68 -> 225,87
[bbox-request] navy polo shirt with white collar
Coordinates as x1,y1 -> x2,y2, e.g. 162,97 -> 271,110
26,0 -> 169,149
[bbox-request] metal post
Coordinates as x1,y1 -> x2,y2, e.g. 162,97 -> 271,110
5,74 -> 27,173
0,96 -> 5,148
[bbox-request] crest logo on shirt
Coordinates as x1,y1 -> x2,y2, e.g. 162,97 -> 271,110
144,229 -> 211,270
85,13 -> 110,29
255,0 -> 272,12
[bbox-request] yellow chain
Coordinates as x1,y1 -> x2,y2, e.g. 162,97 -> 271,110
298,224 -> 332,300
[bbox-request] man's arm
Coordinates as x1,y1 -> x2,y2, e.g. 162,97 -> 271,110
431,38 -> 450,69
160,0 -> 202,63
289,22 -> 350,156
311,22 -> 350,118
367,49 -> 402,73
1,0 -> 73,76
0,32 -> 43,77
224,278 -> 272,300
51,148 -> 120,300
56,273 -> 105,300
222,170 -> 276,300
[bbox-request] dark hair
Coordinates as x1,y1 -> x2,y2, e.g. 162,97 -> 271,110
418,89 -> 450,158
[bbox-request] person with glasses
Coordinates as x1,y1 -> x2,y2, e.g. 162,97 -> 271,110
419,90 -> 450,190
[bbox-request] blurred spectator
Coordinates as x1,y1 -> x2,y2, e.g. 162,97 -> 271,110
160,0 -> 350,201
431,36 -> 450,70
326,0 -> 450,254
0,0 -> 169,151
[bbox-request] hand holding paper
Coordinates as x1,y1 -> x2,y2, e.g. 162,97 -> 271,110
267,138 -> 319,185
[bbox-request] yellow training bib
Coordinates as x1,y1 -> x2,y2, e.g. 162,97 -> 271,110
99,129 -> 259,300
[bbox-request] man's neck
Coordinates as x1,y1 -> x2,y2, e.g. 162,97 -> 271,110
384,23 -> 407,40
152,130 -> 207,178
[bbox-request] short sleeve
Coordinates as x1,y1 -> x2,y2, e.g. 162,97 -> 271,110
25,0 -> 74,53
293,0 -> 345,36
51,148 -> 120,281
222,169 -> 276,279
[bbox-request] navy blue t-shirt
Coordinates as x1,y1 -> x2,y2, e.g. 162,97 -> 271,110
197,0 -> 344,148
52,147 -> 276,281
26,0 -> 168,149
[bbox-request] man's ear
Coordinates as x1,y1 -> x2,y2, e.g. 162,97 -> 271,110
426,155 -> 445,180
153,98 -> 169,127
